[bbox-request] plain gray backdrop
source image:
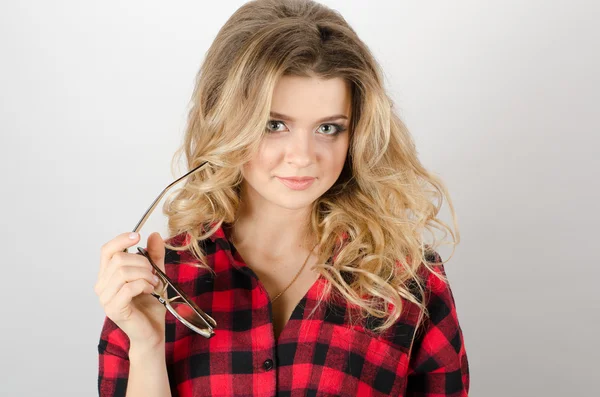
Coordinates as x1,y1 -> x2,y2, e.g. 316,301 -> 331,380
1,0 -> 598,395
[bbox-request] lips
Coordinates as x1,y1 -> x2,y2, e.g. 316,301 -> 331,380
276,176 -> 315,190
277,177 -> 315,182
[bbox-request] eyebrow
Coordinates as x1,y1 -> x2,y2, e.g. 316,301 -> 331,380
269,111 -> 349,124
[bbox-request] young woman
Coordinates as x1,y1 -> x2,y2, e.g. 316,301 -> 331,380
95,0 -> 469,396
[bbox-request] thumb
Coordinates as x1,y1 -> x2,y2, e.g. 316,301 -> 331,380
146,232 -> 166,273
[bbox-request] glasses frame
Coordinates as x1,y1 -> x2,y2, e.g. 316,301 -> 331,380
123,160 -> 217,339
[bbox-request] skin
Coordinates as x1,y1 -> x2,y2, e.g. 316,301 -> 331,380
229,75 -> 352,274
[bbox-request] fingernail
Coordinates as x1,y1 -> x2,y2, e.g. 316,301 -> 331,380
129,232 -> 138,240
153,275 -> 160,284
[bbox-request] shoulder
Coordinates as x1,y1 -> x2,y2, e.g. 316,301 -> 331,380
162,232 -> 214,281
406,250 -> 470,394
421,250 -> 451,295
410,249 -> 462,325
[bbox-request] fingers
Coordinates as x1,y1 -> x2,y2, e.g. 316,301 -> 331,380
100,232 -> 141,274
96,231 -> 154,297
103,279 -> 156,321
96,250 -> 154,294
146,232 -> 166,273
95,231 -> 168,318
106,250 -> 154,278
98,266 -> 160,307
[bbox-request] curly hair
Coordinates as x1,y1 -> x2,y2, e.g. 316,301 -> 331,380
162,0 -> 460,336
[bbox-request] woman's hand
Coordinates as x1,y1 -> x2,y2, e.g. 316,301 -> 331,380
95,232 -> 167,351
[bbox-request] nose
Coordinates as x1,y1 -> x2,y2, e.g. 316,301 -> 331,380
285,130 -> 315,168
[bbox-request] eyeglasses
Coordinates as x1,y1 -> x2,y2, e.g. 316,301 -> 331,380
123,161 -> 217,339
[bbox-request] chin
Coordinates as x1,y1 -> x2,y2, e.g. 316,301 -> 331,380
269,194 -> 319,211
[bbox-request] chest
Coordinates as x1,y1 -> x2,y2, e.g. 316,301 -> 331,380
256,267 -> 321,340
167,318 -> 411,396
165,263 -> 413,396
269,279 -> 320,340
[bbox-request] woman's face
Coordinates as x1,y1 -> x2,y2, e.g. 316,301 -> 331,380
241,75 -> 351,211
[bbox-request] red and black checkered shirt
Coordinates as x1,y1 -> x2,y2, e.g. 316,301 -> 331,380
98,225 -> 469,396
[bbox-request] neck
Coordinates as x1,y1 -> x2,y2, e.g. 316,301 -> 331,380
226,187 -> 318,260
226,215 -> 316,260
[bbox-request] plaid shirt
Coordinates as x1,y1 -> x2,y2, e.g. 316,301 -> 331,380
98,225 -> 469,396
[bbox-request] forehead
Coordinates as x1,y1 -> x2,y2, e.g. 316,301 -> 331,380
271,75 -> 352,120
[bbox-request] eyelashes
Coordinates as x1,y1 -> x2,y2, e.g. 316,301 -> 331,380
265,120 -> 347,136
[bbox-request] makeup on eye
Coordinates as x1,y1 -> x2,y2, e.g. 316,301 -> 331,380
265,119 -> 347,136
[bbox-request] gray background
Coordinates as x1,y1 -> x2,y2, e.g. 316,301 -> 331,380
1,0 -> 598,395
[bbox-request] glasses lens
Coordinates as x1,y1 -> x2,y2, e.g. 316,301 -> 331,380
169,299 -> 212,330
137,248 -> 215,336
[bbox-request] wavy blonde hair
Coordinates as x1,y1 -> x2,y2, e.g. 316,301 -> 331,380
163,0 -> 460,336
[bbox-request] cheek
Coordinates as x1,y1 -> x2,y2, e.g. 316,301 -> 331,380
331,139 -> 350,168
254,142 -> 283,169
243,149 -> 277,179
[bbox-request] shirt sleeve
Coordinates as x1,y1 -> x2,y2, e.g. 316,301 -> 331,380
405,262 -> 470,396
97,316 -> 131,397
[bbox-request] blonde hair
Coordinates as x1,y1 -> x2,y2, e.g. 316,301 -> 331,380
163,0 -> 460,336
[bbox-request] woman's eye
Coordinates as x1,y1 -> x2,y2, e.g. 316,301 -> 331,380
317,123 -> 345,136
266,120 -> 287,133
265,120 -> 346,135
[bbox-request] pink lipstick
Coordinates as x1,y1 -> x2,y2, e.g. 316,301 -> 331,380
276,177 -> 315,191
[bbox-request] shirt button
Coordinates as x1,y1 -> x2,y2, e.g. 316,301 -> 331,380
263,359 -> 274,371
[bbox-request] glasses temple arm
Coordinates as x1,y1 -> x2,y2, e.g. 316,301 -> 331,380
132,161 -> 209,234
